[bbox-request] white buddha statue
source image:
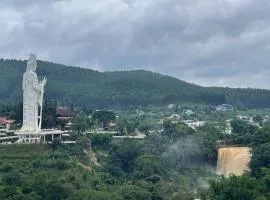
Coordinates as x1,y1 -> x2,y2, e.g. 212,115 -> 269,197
21,54 -> 46,132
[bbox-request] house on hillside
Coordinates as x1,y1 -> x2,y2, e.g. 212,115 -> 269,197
56,107 -> 75,121
167,104 -> 174,109
223,120 -> 232,134
0,117 -> 15,131
64,121 -> 73,130
107,120 -> 117,129
56,107 -> 75,130
262,116 -> 269,124
184,120 -> 205,130
237,115 -> 249,121
184,110 -> 194,115
216,104 -> 234,111
165,114 -> 181,124
168,114 -> 181,120
136,110 -> 145,116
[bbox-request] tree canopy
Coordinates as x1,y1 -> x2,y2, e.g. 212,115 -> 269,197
1,59 -> 270,108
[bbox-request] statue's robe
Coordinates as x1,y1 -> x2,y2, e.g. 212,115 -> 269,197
21,71 -> 40,131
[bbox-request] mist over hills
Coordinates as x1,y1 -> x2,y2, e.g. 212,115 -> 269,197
0,58 -> 270,108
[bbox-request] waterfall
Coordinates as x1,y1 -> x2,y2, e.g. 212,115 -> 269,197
217,147 -> 251,177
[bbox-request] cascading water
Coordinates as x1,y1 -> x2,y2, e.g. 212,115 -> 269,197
217,147 -> 251,177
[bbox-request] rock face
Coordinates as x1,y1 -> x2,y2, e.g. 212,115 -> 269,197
21,54 -> 46,132
217,147 -> 251,177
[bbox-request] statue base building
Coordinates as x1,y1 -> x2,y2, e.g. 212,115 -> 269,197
15,129 -> 65,144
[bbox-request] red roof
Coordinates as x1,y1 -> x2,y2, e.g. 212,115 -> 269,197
56,107 -> 75,117
0,117 -> 15,125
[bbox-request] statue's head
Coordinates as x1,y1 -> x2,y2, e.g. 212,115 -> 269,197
27,53 -> 37,72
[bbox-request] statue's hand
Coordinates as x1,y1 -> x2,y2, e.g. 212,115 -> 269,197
41,77 -> 47,86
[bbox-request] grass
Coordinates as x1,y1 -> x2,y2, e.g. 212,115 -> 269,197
0,144 -> 50,158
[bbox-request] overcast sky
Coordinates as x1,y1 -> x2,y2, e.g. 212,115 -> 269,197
1,0 -> 270,89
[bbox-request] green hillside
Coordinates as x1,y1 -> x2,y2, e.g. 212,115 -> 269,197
0,58 -> 270,108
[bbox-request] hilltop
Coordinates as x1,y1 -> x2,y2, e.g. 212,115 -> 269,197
0,59 -> 270,108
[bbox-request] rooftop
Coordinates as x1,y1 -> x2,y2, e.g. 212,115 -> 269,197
56,107 -> 75,117
0,117 -> 15,125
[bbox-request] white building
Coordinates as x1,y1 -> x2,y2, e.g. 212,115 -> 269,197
168,104 -> 174,109
216,104 -> 234,111
184,110 -> 194,115
184,120 -> 205,130
237,115 -> 249,121
223,119 -> 232,134
168,114 -> 181,120
136,110 -> 145,116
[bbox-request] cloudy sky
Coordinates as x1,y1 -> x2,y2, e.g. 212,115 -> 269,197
1,0 -> 270,89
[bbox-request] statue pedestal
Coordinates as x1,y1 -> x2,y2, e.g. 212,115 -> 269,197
15,129 -> 64,144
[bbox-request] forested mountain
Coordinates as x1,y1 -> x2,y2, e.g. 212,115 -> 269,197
1,58 -> 270,108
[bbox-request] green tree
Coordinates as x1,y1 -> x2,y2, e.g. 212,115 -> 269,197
68,189 -> 114,200
162,120 -> 194,142
230,119 -> 258,135
90,133 -> 112,150
76,136 -> 91,151
117,116 -> 140,135
107,139 -> 142,175
73,115 -> 90,133
135,155 -> 165,178
141,132 -> 169,155
195,125 -> 220,164
138,124 -> 151,135
120,184 -> 152,200
1,186 -> 19,199
252,124 -> 270,145
162,136 -> 202,168
42,98 -> 57,128
50,138 -> 62,153
208,175 -> 264,200
227,119 -> 259,145
45,183 -> 67,200
250,142 -> 270,177
2,170 -> 22,186
253,115 -> 264,125
92,110 -> 116,128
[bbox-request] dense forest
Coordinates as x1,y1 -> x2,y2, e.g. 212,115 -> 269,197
1,59 -> 270,108
0,119 -> 269,199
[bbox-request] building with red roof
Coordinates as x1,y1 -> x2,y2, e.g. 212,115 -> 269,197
56,107 -> 75,121
0,117 -> 15,130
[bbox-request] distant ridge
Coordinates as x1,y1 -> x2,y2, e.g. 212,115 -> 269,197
1,58 -> 270,108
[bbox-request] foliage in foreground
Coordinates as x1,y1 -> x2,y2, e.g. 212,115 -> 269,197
207,172 -> 270,200
0,117 -> 270,199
